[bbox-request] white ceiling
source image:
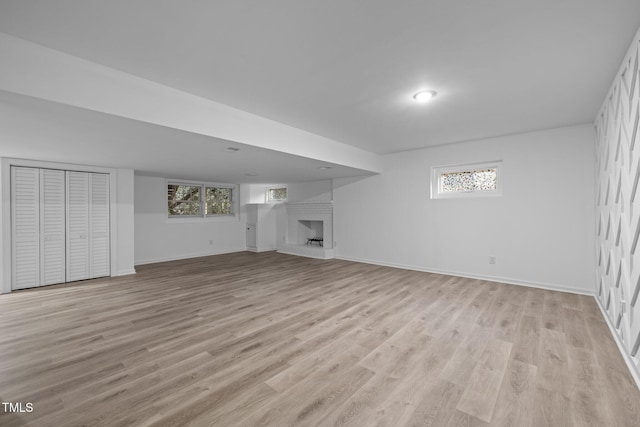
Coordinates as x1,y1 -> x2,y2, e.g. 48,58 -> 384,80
0,1 -> 639,180
0,90 -> 368,183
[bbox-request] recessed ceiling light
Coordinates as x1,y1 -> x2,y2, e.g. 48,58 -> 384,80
318,166 -> 332,170
413,90 -> 437,102
224,147 -> 240,152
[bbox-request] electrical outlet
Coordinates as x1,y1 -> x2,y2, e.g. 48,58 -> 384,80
334,241 -> 337,247
489,256 -> 496,264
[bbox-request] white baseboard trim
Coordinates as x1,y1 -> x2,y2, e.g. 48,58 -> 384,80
134,248 -> 247,266
335,255 -> 593,296
113,269 -> 136,277
247,247 -> 277,253
594,296 -> 640,389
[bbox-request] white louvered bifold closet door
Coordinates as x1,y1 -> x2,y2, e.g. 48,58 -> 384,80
11,168 -> 111,290
89,173 -> 110,279
66,171 -> 110,282
11,167 -> 40,290
66,171 -> 90,282
40,169 -> 66,286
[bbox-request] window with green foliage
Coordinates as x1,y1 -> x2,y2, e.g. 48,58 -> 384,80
168,184 -> 201,216
206,187 -> 232,215
168,181 -> 235,217
267,186 -> 287,202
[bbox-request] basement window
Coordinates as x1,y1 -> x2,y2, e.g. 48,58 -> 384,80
266,186 -> 288,202
431,161 -> 502,199
168,184 -> 201,216
205,187 -> 233,215
168,180 -> 236,218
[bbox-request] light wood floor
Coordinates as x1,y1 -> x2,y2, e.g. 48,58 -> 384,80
0,252 -> 638,426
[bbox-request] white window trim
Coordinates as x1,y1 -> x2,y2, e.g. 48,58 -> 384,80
166,178 -> 238,221
431,161 -> 503,199
266,185 -> 288,203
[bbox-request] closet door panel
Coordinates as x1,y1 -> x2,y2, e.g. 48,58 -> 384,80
66,171 -> 90,282
89,173 -> 110,279
11,167 -> 40,290
40,169 -> 66,286
10,167 -> 111,290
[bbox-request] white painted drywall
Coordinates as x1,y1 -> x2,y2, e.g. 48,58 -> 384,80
244,180 -> 332,204
134,175 -> 245,265
246,184 -> 278,204
287,180 -> 333,203
333,125 -> 596,294
114,169 -> 136,275
0,33 -> 382,174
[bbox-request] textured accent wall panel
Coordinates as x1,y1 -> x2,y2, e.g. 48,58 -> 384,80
595,29 -> 640,376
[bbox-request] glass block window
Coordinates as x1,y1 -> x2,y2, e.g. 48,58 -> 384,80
168,181 -> 236,218
267,186 -> 288,202
432,162 -> 502,199
441,168 -> 497,193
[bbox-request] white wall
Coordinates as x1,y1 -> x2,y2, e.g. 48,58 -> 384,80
333,125 -> 596,294
134,175 -> 245,265
287,180 -> 332,203
114,169 -> 136,275
594,26 -> 640,386
247,184 -> 272,204
244,180 -> 332,204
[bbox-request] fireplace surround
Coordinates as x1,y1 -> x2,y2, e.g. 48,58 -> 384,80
278,202 -> 334,259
